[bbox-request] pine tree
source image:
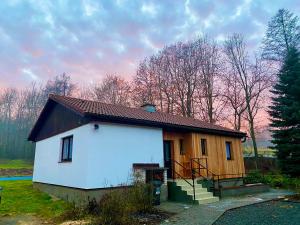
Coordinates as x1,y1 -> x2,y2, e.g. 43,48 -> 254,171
269,47 -> 300,177
262,9 -> 300,62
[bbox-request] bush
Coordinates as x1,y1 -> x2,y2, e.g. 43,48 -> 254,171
86,182 -> 154,225
263,174 -> 285,187
58,204 -> 87,222
245,171 -> 300,191
97,188 -> 137,225
128,182 -> 153,213
244,171 -> 265,184
58,181 -> 155,224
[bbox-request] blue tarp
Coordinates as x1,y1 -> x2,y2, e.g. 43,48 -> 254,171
0,176 -> 32,181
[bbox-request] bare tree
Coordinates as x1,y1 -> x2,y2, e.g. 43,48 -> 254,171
133,58 -> 160,108
15,83 -> 45,158
224,34 -> 272,168
93,74 -> 132,106
155,54 -> 178,114
133,54 -> 178,113
76,83 -> 95,100
222,69 -> 247,130
162,40 -> 203,117
0,88 -> 18,157
44,73 -> 76,99
195,37 -> 225,123
134,36 -> 227,120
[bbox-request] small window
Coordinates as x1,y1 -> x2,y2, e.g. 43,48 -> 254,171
225,141 -> 233,160
61,136 -> 73,162
201,139 -> 207,155
179,139 -> 185,155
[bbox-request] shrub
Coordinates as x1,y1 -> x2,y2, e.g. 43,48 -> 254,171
245,171 -> 300,192
263,174 -> 285,187
244,171 -> 265,184
85,198 -> 100,215
128,182 -> 153,213
89,182 -> 154,225
97,188 -> 137,225
57,181 -> 155,224
58,204 -> 87,222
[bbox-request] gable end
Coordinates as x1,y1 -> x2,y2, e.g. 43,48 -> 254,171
28,100 -> 89,142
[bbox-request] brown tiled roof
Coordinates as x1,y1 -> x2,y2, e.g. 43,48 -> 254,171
48,94 -> 245,137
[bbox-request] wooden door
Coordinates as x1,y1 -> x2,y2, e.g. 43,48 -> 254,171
163,140 -> 173,178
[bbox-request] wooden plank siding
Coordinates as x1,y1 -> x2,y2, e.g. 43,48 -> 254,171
34,102 -> 89,142
163,131 -> 245,179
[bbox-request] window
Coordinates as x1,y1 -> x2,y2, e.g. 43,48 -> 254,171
61,136 -> 73,162
179,139 -> 185,155
201,139 -> 207,155
225,141 -> 233,160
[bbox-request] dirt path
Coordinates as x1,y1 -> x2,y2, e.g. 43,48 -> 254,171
0,215 -> 50,225
0,215 -> 90,225
0,169 -> 32,177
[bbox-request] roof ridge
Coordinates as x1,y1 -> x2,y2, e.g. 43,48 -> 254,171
49,94 -> 143,111
48,94 -> 244,135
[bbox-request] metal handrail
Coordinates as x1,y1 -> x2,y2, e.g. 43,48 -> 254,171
172,157 -> 246,199
190,158 -> 221,194
172,160 -> 196,202
191,158 -> 247,193
190,158 -> 209,178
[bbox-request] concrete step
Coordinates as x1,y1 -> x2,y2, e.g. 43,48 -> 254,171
194,196 -> 219,205
175,180 -> 208,187
186,189 -> 210,196
174,178 -> 205,183
177,184 -> 205,190
193,192 -> 214,199
182,187 -> 208,193
174,179 -> 194,185
169,179 -> 219,205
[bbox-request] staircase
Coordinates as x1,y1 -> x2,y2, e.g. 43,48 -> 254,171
168,179 -> 219,205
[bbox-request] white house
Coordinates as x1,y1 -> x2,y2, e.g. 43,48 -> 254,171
29,94 -> 246,204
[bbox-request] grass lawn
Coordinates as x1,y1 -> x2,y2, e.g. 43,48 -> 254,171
243,147 -> 276,157
0,180 -> 72,219
0,159 -> 33,170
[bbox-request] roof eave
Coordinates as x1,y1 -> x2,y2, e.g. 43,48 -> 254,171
86,113 -> 246,138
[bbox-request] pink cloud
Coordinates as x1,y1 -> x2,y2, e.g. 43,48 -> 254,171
0,0 -> 298,89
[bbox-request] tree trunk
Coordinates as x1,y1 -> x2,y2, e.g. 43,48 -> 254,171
248,112 -> 259,170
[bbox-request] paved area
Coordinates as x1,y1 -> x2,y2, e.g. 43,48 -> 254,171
214,200 -> 300,225
158,189 -> 295,225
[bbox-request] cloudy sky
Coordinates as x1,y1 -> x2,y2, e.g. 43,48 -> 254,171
0,0 -> 299,88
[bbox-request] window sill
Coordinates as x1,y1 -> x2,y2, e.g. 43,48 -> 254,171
58,160 -> 72,163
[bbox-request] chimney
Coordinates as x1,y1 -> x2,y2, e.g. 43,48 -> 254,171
141,103 -> 156,112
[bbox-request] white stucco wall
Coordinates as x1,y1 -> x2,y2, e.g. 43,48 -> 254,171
33,123 -> 164,189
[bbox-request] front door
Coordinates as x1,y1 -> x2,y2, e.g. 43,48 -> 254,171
163,140 -> 173,178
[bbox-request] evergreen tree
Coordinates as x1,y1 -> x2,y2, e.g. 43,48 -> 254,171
262,9 -> 300,62
269,47 -> 300,176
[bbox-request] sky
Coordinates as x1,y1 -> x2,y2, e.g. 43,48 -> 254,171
0,0 -> 299,89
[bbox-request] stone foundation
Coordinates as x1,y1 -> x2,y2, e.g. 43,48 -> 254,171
33,182 -> 114,205
220,183 -> 270,197
33,182 -> 168,205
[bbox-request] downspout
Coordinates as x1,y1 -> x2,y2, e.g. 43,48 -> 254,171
241,136 -> 247,143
